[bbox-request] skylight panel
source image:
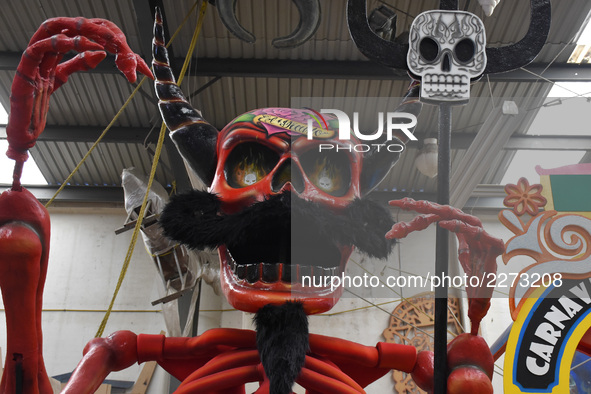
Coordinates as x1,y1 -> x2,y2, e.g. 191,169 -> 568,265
500,150 -> 586,185
568,16 -> 591,63
0,104 -> 48,186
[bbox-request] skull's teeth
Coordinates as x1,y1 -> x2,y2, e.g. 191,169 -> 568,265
235,264 -> 246,280
424,74 -> 468,85
262,263 -> 280,282
227,250 -> 340,286
246,264 -> 259,283
281,264 -> 292,282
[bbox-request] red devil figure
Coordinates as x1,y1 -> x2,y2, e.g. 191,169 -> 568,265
1,9 -> 502,394
62,10 -> 502,393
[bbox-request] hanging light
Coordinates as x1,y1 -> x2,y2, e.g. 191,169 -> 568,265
415,138 -> 438,178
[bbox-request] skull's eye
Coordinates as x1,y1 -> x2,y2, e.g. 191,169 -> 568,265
300,151 -> 351,197
225,143 -> 279,188
419,37 -> 439,62
454,38 -> 475,63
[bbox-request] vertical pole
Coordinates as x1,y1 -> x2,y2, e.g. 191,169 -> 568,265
439,0 -> 459,10
434,103 -> 452,394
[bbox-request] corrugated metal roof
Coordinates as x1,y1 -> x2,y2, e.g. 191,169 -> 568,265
30,141 -> 174,188
0,0 -> 588,201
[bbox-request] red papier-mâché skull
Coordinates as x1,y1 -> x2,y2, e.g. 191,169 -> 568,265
154,21 -> 419,315
210,108 -> 361,314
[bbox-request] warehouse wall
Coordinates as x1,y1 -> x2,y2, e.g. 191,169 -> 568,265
0,204 -> 517,393
0,205 -> 223,392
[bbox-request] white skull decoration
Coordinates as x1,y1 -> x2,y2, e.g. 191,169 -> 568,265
407,11 -> 487,104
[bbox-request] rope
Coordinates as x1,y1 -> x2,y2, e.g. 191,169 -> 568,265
177,1 -> 207,87
44,0 -> 201,208
44,77 -> 148,207
95,0 -> 208,337
95,124 -> 167,337
143,243 -> 180,258
169,180 -> 177,196
349,258 -> 459,337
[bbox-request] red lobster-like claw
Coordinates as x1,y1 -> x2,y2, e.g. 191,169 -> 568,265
386,198 -> 505,335
6,16 -> 153,187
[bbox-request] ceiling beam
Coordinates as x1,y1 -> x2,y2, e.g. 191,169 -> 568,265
0,185 -> 506,208
0,125 -> 156,144
3,126 -> 591,151
505,135 -> 591,150
0,185 -> 124,203
0,125 -> 591,153
1,51 -> 590,82
184,60 -> 591,82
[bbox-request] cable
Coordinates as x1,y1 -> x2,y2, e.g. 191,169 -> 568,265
95,0 -> 208,338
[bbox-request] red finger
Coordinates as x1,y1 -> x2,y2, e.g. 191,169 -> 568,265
114,52 -> 139,83
54,51 -> 107,91
18,35 -> 103,87
439,219 -> 504,253
31,17 -> 124,51
389,198 -> 483,227
18,35 -> 103,78
88,18 -> 153,81
30,18 -> 153,82
135,53 -> 153,79
455,233 -> 476,277
386,214 -> 440,239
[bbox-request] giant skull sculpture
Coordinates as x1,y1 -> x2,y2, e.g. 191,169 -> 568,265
209,109 -> 362,314
159,102 -> 420,314
407,11 -> 487,104
153,14 -> 421,315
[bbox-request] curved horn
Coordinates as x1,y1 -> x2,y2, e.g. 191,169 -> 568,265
271,0 -> 321,49
360,81 -> 422,196
215,0 -> 256,44
216,0 -> 320,48
347,0 -> 408,70
153,8 -> 219,186
484,0 -> 551,74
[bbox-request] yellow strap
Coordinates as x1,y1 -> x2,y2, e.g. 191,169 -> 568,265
95,0 -> 208,338
169,180 -> 177,197
144,243 -> 180,259
44,0 -> 201,208
44,78 -> 147,208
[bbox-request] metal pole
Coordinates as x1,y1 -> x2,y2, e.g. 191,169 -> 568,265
434,103 -> 452,394
439,0 -> 459,10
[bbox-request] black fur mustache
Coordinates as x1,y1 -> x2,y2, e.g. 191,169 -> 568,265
159,190 -> 395,259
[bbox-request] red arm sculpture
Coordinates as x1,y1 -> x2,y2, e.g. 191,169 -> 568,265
387,198 -> 503,393
0,16 -> 152,394
63,328 -> 419,394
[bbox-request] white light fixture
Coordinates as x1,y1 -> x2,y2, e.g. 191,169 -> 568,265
415,138 -> 438,178
568,16 -> 591,64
